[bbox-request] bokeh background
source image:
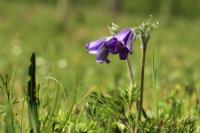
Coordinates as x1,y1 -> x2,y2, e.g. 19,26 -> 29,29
0,0 -> 200,111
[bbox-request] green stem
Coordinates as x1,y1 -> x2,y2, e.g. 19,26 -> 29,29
138,41 -> 147,121
126,57 -> 135,107
126,57 -> 135,86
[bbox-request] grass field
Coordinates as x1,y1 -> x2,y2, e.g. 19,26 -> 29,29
0,1 -> 200,132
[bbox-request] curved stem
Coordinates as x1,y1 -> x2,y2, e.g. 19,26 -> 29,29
126,57 -> 135,86
138,44 -> 147,121
126,57 -> 135,108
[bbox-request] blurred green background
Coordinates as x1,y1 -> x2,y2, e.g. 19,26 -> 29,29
0,0 -> 199,110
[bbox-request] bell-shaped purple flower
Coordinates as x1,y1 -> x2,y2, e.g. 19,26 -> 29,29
86,28 -> 135,63
86,38 -> 110,63
106,28 -> 135,60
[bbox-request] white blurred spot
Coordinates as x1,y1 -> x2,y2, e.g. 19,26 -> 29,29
58,59 -> 68,68
36,56 -> 46,66
11,38 -> 23,56
12,45 -> 22,56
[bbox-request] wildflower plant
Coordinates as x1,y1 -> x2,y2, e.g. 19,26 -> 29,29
86,16 -> 158,116
84,17 -> 200,132
85,17 -> 161,130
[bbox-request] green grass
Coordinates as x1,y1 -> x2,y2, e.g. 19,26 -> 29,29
0,1 -> 199,132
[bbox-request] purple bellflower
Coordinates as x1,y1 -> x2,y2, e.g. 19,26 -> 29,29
85,38 -> 110,63
106,28 -> 135,60
86,28 -> 135,63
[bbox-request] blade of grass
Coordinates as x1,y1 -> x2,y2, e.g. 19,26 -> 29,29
58,80 -> 78,132
43,82 -> 61,132
152,46 -> 159,117
27,53 -> 40,133
0,73 -> 15,133
20,97 -> 25,133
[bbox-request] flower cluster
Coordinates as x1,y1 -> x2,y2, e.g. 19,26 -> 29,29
86,29 -> 136,63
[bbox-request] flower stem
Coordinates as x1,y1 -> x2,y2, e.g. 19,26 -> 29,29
138,40 -> 147,121
126,57 -> 135,107
126,57 -> 135,86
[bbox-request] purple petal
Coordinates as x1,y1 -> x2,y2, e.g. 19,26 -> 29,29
126,31 -> 135,52
96,45 -> 110,63
115,29 -> 132,46
105,38 -> 118,54
119,48 -> 129,60
86,38 -> 106,54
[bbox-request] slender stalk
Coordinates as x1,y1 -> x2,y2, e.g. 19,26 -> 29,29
20,97 -> 25,133
126,57 -> 135,108
126,57 -> 135,86
138,41 -> 147,121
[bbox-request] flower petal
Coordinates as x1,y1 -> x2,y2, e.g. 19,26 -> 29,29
126,31 -> 135,52
86,38 -> 106,54
119,48 -> 129,60
105,38 -> 118,54
96,45 -> 110,63
115,29 -> 132,46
